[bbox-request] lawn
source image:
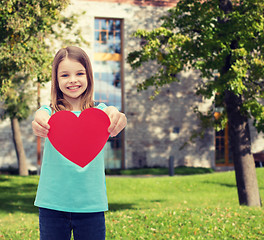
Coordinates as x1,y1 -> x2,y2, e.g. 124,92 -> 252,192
0,168 -> 263,239
105,166 -> 214,176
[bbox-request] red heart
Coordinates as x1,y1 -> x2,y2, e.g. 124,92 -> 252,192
47,108 -> 110,168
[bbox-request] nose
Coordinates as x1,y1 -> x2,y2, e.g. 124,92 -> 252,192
69,76 -> 77,84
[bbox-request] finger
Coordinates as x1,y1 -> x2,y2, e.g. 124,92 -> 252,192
32,128 -> 48,138
110,121 -> 124,137
38,118 -> 50,130
35,129 -> 49,138
32,121 -> 49,137
108,113 -> 119,133
35,131 -> 48,138
109,113 -> 127,137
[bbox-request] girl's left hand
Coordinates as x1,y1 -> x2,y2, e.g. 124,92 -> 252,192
104,106 -> 127,137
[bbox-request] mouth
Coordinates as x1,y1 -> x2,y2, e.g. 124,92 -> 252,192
67,86 -> 81,90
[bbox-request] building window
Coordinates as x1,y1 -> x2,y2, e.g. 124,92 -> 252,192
214,93 -> 233,166
215,124 -> 233,166
94,18 -> 124,169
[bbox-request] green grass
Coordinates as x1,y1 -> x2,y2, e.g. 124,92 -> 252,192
105,166 -> 214,176
0,169 -> 263,239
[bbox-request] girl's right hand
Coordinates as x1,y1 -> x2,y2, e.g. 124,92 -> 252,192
32,110 -> 50,138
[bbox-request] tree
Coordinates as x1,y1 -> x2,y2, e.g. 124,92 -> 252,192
0,0 -> 85,175
127,0 -> 263,206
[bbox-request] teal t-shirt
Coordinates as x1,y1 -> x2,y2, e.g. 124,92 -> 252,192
34,104 -> 108,213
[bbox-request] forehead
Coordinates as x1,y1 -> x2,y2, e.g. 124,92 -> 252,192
58,58 -> 85,73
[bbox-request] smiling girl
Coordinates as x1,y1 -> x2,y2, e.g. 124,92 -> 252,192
32,46 -> 127,240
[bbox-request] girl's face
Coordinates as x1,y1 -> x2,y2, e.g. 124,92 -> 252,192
57,58 -> 88,109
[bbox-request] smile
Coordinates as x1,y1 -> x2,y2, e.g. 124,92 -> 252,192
67,86 -> 81,90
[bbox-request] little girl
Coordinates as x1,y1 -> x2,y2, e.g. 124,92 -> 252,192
32,46 -> 127,240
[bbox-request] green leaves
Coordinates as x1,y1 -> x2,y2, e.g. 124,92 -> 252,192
127,0 -> 264,133
0,0 -> 85,120
243,99 -> 264,133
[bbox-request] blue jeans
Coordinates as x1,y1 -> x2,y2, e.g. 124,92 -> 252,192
39,207 -> 105,240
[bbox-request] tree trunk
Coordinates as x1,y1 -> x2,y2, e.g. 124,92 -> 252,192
225,91 -> 261,206
11,117 -> 28,176
219,0 -> 261,207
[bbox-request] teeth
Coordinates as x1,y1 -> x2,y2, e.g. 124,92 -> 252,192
68,86 -> 80,90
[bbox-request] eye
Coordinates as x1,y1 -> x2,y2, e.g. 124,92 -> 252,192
77,72 -> 85,76
61,74 -> 69,78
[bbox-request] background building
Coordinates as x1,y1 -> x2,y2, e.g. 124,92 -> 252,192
0,0 -> 263,172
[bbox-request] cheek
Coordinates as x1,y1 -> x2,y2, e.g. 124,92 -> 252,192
57,79 -> 65,91
83,78 -> 88,89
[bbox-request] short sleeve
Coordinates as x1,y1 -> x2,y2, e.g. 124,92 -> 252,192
96,103 -> 108,111
37,105 -> 52,116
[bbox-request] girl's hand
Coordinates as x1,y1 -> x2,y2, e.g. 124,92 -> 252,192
32,110 -> 50,138
104,106 -> 127,137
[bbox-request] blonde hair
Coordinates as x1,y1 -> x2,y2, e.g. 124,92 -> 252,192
51,46 -> 94,112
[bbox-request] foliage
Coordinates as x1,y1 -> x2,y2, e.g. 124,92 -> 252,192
0,169 -> 263,239
0,0 -> 86,120
127,0 -> 264,133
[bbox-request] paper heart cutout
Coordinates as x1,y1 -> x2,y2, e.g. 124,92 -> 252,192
47,108 -> 110,168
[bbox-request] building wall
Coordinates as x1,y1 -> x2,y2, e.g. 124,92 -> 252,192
68,0 -> 216,168
0,0 -> 263,171
125,72 -> 216,168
